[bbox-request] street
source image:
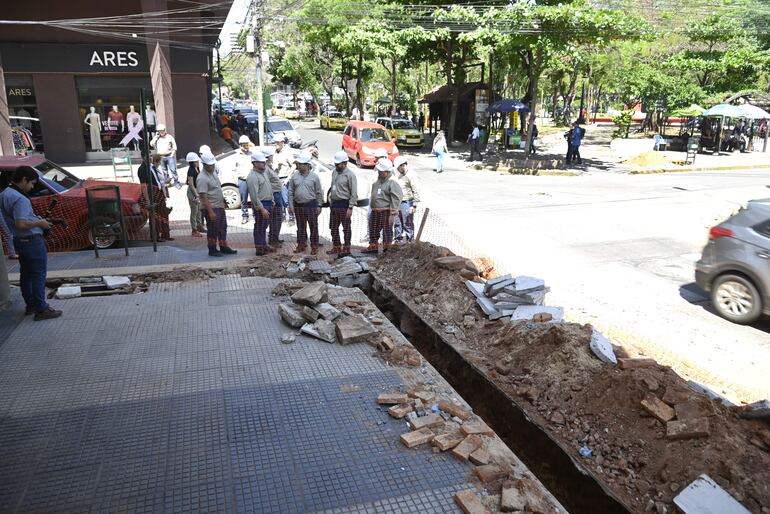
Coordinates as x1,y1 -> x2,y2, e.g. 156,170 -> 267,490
296,120 -> 770,402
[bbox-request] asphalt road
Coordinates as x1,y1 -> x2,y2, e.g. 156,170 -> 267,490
296,120 -> 770,402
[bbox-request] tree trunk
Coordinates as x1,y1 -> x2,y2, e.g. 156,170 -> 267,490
391,58 -> 397,113
355,53 -> 364,120
524,51 -> 542,157
341,57 -> 350,116
448,67 -> 460,142
561,65 -> 580,125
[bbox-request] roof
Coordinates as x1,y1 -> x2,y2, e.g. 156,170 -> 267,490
0,155 -> 47,170
420,82 -> 488,104
346,120 -> 385,129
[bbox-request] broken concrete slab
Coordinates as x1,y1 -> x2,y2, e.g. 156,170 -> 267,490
286,264 -> 301,274
334,314 -> 378,345
452,434 -> 483,461
353,273 -> 373,290
291,282 -> 328,306
315,319 -> 337,343
473,464 -> 507,484
739,399 -> 770,420
388,403 -> 413,419
301,306 -> 319,323
469,448 -> 490,465
465,280 -> 486,300
312,302 -> 341,321
335,255 -> 357,266
589,329 -> 617,364
476,297 -> 498,317
641,395 -> 676,423
280,333 -> 296,345
377,393 -> 409,405
410,413 -> 444,431
687,380 -> 737,407
493,301 -> 528,310
330,262 -> 363,278
484,273 -> 512,288
300,322 -> 334,344
400,427 -> 434,448
673,474 -> 751,514
438,401 -> 472,420
337,275 -> 356,288
308,260 -> 332,274
434,256 -> 469,271
278,303 -> 306,328
102,275 -> 130,289
432,432 -> 465,451
489,309 -> 515,321
485,277 -> 515,297
511,275 -> 545,294
454,489 -> 490,514
460,420 -> 494,436
55,285 -> 82,299
618,357 -> 657,369
675,401 -> 713,421
666,418 -> 710,440
501,479 -> 552,513
509,306 -> 563,322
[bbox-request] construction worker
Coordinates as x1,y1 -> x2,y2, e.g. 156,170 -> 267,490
287,152 -> 323,255
245,151 -> 274,256
392,156 -> 420,243
373,147 -> 389,164
262,146 -> 284,248
273,137 -> 295,179
328,150 -> 357,256
234,134 -> 254,224
198,153 -> 237,257
364,158 -> 403,253
185,152 -> 206,237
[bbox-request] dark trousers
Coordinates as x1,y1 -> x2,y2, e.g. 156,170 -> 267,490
238,178 -> 250,219
203,207 -> 228,251
254,201 -> 273,247
566,144 -> 582,164
15,235 -> 49,313
393,200 -> 415,242
470,138 -> 481,161
295,203 -> 319,248
269,192 -> 283,244
330,200 -> 352,247
369,209 -> 393,246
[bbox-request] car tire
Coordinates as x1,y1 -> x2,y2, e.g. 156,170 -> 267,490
88,216 -> 119,250
711,273 -> 762,324
222,185 -> 241,210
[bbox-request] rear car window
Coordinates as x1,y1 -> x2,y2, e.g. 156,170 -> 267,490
753,219 -> 770,238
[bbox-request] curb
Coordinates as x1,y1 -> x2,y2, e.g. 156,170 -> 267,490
629,163 -> 770,175
474,165 -> 582,177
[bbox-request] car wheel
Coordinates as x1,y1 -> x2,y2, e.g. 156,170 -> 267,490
222,185 -> 241,210
88,216 -> 119,249
711,273 -> 762,324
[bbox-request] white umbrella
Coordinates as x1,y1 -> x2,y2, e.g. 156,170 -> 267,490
737,104 -> 770,120
702,103 -> 745,118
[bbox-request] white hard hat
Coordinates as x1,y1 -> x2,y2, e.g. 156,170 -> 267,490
295,152 -> 313,165
250,151 -> 266,163
201,152 -> 216,165
333,151 -> 349,164
261,146 -> 275,157
199,144 -> 211,154
156,123 -> 166,131
374,148 -> 389,159
375,158 -> 393,172
185,152 -> 200,162
393,156 -> 407,169
238,135 -> 251,145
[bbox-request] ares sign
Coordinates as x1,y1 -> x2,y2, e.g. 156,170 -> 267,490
89,51 -> 140,68
0,43 -> 149,73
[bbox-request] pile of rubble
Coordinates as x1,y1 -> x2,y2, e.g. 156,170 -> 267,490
285,253 -> 375,290
54,275 -> 135,298
464,272 -> 562,323
377,386 -> 552,513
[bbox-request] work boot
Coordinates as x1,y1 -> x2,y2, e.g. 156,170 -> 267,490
197,226 -> 207,233
34,306 -> 62,321
293,245 -> 306,254
25,305 -> 34,316
340,246 -> 351,257
219,246 -> 237,255
326,246 -> 342,255
269,241 -> 283,248
310,247 -> 318,256
266,245 -> 277,253
361,244 -> 378,254
209,249 -> 223,257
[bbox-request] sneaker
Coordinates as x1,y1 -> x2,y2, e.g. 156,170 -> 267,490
25,305 -> 34,316
174,182 -> 182,190
191,231 -> 203,238
208,250 -> 223,257
34,307 -> 62,321
197,227 -> 207,233
219,246 -> 237,255
241,217 -> 249,224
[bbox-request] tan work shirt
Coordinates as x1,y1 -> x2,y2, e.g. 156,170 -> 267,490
246,168 -> 273,206
395,169 -> 420,204
288,171 -> 323,207
330,167 -> 358,208
266,164 -> 283,193
370,172 -> 403,210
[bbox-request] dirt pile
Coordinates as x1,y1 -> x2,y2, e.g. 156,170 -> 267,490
374,242 -> 770,513
624,151 -> 668,168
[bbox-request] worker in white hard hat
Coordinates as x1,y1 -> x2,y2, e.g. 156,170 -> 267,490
328,150 -> 357,255
392,155 -> 420,243
185,152 -> 206,237
197,152 -> 237,257
364,157 -> 403,253
198,145 -> 220,177
373,147 -> 389,162
235,134 -> 254,224
261,146 -> 285,248
287,152 -> 323,255
150,123 -> 180,189
246,151 -> 274,255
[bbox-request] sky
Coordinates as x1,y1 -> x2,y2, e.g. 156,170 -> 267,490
218,0 -> 250,56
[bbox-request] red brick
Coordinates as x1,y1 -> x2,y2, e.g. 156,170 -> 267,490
641,396 -> 675,423
666,418 -> 710,440
400,427 -> 435,448
469,448 -> 490,465
388,403 -> 413,419
432,432 -> 465,451
438,401 -> 472,420
377,393 -> 409,405
411,413 -> 444,431
454,489 -> 490,514
618,357 -> 657,369
473,464 -> 507,483
452,435 -> 484,461
662,386 -> 692,406
674,401 -> 713,420
461,420 -> 494,436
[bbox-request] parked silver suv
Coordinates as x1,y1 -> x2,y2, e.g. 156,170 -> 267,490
695,199 -> 770,324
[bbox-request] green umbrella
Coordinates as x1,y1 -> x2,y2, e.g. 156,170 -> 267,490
669,104 -> 705,117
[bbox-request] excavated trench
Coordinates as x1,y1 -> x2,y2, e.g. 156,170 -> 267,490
365,275 -> 632,514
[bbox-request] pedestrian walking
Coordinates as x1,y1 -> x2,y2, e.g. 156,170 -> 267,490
138,153 -> 173,241
469,124 -> 482,161
262,146 -> 284,248
0,166 -> 61,320
432,130 -> 448,173
150,124 -> 180,188
198,153 -> 237,257
565,121 -> 585,165
287,152 -> 323,255
418,111 -> 425,133
328,150 -> 358,256
185,152 -> 206,237
235,135 -> 254,224
246,151 -> 274,256
364,158 -> 403,254
392,156 -> 420,243
529,123 -> 539,155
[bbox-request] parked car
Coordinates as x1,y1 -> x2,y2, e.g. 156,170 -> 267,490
0,156 -> 148,251
272,105 -> 286,117
265,116 -> 302,148
215,144 -> 374,210
284,105 -> 300,120
341,120 -> 399,167
320,111 -> 348,130
234,107 -> 259,127
376,117 -> 424,148
695,199 -> 770,324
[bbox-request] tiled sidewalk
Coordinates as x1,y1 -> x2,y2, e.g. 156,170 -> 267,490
0,276 -> 473,513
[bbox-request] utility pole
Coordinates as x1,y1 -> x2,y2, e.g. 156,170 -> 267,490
252,0 -> 265,146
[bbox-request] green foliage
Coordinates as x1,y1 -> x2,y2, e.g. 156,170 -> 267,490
612,110 -> 633,138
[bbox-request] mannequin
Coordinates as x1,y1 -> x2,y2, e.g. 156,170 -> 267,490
145,103 -> 157,138
84,106 -> 103,151
107,105 -> 125,133
125,105 -> 142,150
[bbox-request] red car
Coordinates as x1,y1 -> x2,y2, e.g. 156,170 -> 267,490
341,120 -> 399,167
0,156 -> 148,251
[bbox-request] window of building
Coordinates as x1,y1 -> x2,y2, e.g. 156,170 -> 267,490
76,76 -> 154,153
6,75 -> 43,156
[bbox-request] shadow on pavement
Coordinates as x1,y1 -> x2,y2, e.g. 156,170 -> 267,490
679,282 -> 770,333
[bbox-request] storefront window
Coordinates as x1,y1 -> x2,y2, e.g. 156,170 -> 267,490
6,75 -> 43,156
76,76 -> 154,154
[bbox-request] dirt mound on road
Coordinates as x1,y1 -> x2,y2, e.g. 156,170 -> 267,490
374,242 -> 770,513
625,151 -> 668,168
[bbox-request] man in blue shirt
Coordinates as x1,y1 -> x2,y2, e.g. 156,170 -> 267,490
0,166 -> 62,320
566,121 -> 585,165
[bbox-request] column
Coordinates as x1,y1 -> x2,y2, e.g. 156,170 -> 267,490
33,74 -> 85,163
171,73 -> 210,155
0,57 -> 14,156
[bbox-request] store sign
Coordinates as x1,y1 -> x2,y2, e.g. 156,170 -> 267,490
0,43 -> 149,73
475,89 -> 489,125
7,87 -> 33,97
89,51 -> 140,68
